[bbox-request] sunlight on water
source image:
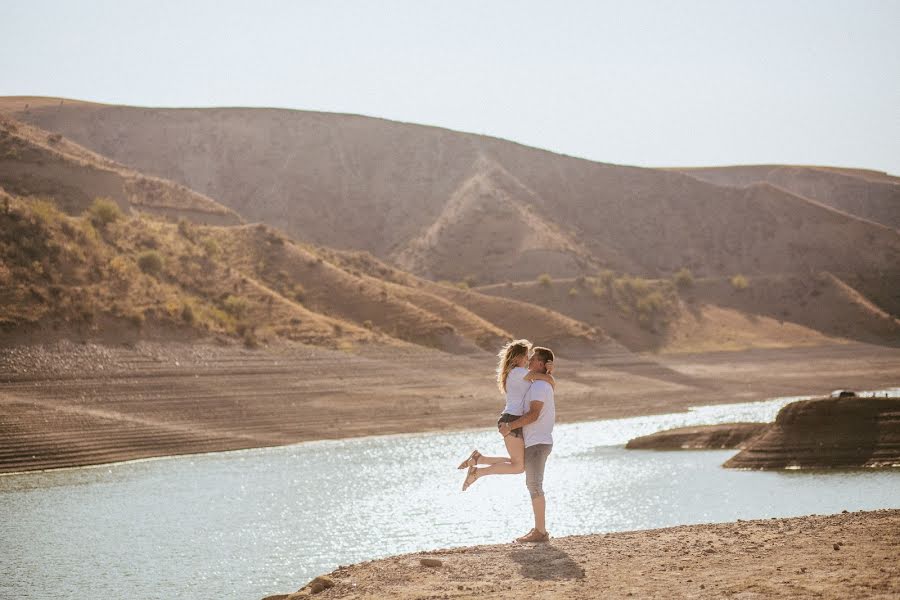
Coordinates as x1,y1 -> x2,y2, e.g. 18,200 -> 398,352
1,393 -> 898,599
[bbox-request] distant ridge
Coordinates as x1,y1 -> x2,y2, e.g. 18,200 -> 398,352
674,165 -> 900,230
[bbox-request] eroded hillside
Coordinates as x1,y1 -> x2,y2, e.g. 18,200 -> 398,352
7,98 -> 899,286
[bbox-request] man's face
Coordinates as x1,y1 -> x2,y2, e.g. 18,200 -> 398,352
528,353 -> 546,374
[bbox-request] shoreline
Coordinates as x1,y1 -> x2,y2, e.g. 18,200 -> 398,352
0,395 -> 789,477
2,341 -> 899,474
265,510 -> 900,599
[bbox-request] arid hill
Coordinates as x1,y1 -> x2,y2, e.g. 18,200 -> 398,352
0,187 -> 603,355
1,97 -> 898,354
674,165 -> 900,230
476,272 -> 900,352
0,114 -> 240,225
5,97 -> 899,286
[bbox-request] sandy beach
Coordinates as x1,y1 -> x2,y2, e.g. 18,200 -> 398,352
270,510 -> 900,599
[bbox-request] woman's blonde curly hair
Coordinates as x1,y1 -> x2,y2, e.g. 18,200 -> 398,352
496,339 -> 532,394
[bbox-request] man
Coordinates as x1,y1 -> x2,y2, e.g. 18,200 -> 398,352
499,346 -> 555,543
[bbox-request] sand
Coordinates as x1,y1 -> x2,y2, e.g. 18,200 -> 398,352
2,340 -> 899,473
269,510 -> 899,599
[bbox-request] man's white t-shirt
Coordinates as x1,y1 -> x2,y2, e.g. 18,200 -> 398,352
523,380 -> 555,448
502,367 -> 531,416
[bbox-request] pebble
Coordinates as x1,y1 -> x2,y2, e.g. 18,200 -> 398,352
833,543 -> 840,551
420,558 -> 443,567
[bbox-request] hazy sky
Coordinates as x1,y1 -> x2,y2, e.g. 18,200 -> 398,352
3,1 -> 899,174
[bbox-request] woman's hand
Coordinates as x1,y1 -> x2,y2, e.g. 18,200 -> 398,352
546,360 -> 554,376
499,423 -> 511,438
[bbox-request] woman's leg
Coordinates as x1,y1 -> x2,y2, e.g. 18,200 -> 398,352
474,434 -> 525,476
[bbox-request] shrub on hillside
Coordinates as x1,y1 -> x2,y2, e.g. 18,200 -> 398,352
137,250 -> 163,276
29,198 -> 62,224
568,287 -> 579,297
673,267 -> 694,289
598,269 -> 616,286
201,237 -> 220,258
223,295 -> 249,318
181,303 -> 195,324
88,197 -> 122,227
177,218 -> 195,240
537,274 -> 552,287
730,274 -> 749,291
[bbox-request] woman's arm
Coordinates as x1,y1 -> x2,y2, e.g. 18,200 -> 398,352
524,361 -> 555,388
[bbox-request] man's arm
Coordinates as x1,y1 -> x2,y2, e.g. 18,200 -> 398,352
501,401 -> 544,434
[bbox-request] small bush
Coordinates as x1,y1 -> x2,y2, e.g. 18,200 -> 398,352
47,133 -> 62,144
292,283 -> 306,302
223,295 -> 249,318
29,198 -> 62,224
568,287 -> 579,297
363,319 -> 374,330
88,197 -> 122,227
181,303 -> 195,324
537,274 -> 552,287
730,274 -> 749,291
137,250 -> 163,276
598,270 -> 616,286
201,237 -> 220,258
177,218 -> 195,240
673,268 -> 694,289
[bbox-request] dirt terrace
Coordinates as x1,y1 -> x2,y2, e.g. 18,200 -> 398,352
1,340 -> 899,473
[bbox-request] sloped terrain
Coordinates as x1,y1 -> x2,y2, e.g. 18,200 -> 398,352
478,271 -> 900,352
0,114 -> 241,225
675,164 -> 900,230
7,98 -> 899,286
0,187 -> 608,355
0,190 -> 373,349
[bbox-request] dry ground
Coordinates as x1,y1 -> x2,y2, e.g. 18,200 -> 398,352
2,340 -> 898,473
272,510 -> 900,600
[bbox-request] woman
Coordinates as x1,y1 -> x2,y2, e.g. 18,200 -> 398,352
457,339 -> 554,491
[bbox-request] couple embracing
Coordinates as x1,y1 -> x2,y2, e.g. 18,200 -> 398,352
457,339 -> 556,544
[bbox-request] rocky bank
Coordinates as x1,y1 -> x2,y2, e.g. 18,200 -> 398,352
724,396 -> 900,469
625,422 -> 768,450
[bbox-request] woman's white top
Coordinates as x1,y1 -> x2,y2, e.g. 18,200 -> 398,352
502,367 -> 532,416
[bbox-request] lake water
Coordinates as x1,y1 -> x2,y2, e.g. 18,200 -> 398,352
2,392 -> 898,600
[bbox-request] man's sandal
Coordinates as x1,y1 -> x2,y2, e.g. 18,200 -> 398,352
456,449 -> 482,470
461,466 -> 479,491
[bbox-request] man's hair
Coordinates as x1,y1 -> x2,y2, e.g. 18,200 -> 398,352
531,346 -> 554,364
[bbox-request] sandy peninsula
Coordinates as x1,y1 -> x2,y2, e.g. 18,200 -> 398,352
268,510 -> 900,599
